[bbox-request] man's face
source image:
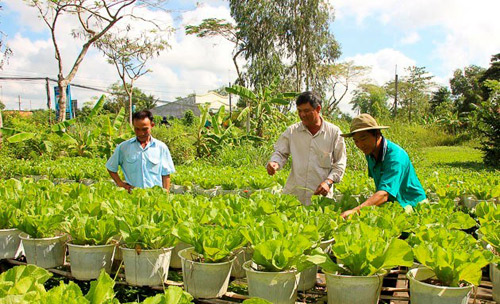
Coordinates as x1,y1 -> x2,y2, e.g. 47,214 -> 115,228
353,131 -> 377,155
297,102 -> 321,127
133,118 -> 154,142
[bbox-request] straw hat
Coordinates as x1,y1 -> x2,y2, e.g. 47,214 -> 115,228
341,114 -> 389,137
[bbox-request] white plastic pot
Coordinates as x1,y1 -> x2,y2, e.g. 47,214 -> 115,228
491,263 -> 499,303
243,261 -> 300,304
407,267 -> 472,304
231,247 -> 253,278
19,233 -> 67,269
179,247 -> 234,299
0,228 -> 22,259
170,184 -> 186,194
170,242 -> 191,269
324,270 -> 384,304
121,247 -> 172,286
297,265 -> 318,291
320,237 -> 335,253
67,243 -> 115,280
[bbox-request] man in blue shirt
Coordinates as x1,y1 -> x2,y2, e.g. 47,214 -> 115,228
340,114 -> 426,218
106,110 -> 175,191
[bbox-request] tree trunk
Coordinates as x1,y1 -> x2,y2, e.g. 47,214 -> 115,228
128,90 -> 133,125
57,78 -> 68,122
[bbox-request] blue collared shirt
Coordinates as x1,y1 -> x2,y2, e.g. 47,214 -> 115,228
366,138 -> 426,208
106,136 -> 175,188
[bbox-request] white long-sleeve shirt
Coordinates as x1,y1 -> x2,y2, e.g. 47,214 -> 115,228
270,118 -> 347,205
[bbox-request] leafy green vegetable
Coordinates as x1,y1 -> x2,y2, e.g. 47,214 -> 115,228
173,223 -> 246,263
410,228 -> 495,286
308,221 -> 413,276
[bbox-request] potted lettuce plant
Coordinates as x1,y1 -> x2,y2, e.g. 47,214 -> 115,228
309,221 -> 413,304
116,211 -> 177,287
64,214 -> 117,280
174,222 -> 245,299
407,227 -> 495,304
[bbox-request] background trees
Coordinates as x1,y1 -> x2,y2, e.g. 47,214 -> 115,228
24,0 -> 167,122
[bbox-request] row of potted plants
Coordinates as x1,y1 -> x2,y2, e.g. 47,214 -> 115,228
0,264 -> 193,303
0,178 -> 498,303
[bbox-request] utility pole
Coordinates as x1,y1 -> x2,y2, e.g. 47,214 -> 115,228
46,77 -> 52,125
228,82 -> 232,117
393,65 -> 398,117
18,95 -> 21,111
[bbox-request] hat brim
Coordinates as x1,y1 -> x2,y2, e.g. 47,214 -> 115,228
341,126 -> 389,137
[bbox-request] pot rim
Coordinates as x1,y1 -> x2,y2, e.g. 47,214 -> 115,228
322,269 -> 387,278
242,260 -> 298,274
406,267 -> 473,290
19,232 -> 67,241
120,246 -> 174,253
68,242 -> 116,248
179,247 -> 236,265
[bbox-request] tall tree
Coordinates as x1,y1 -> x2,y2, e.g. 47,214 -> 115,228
102,82 -> 158,114
228,0 -> 340,92
430,86 -> 452,116
96,25 -> 170,124
449,65 -> 485,114
385,66 -> 434,122
479,53 -> 500,100
24,0 -> 164,122
350,84 -> 389,118
318,61 -> 370,116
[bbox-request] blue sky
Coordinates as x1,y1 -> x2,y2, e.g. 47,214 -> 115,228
1,0 -> 499,113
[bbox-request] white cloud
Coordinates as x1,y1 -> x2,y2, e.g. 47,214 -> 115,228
335,49 -> 417,115
1,2 -> 238,110
332,0 -> 500,77
401,32 -> 420,45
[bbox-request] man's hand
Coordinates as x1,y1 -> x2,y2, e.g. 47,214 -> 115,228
313,181 -> 331,196
118,181 -> 133,192
341,208 -> 358,219
266,162 -> 279,175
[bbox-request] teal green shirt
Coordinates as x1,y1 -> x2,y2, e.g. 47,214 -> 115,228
366,138 -> 426,207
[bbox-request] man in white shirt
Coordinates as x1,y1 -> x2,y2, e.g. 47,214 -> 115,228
267,91 -> 347,205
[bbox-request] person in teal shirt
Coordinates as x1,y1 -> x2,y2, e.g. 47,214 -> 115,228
340,114 -> 426,218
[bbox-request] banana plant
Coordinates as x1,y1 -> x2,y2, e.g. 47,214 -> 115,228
225,81 -> 297,137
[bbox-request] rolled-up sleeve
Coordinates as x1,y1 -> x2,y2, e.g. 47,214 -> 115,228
161,145 -> 175,176
269,129 -> 291,170
106,144 -> 122,173
327,132 -> 347,183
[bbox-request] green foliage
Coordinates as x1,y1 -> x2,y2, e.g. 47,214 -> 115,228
309,221 -> 413,276
173,223 -> 246,263
350,84 -> 390,118
252,237 -> 311,272
0,265 -> 52,302
475,80 -> 500,168
152,119 -> 196,165
409,228 -> 494,286
450,65 -> 486,114
116,210 -> 177,250
141,286 -> 193,304
64,215 -> 117,246
182,110 -> 195,126
385,66 -> 434,121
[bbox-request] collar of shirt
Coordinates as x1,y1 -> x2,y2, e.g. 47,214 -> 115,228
130,136 -> 157,150
369,136 -> 387,163
298,116 -> 325,136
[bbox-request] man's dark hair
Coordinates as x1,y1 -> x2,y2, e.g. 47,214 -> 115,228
132,110 -> 154,122
296,91 -> 322,108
